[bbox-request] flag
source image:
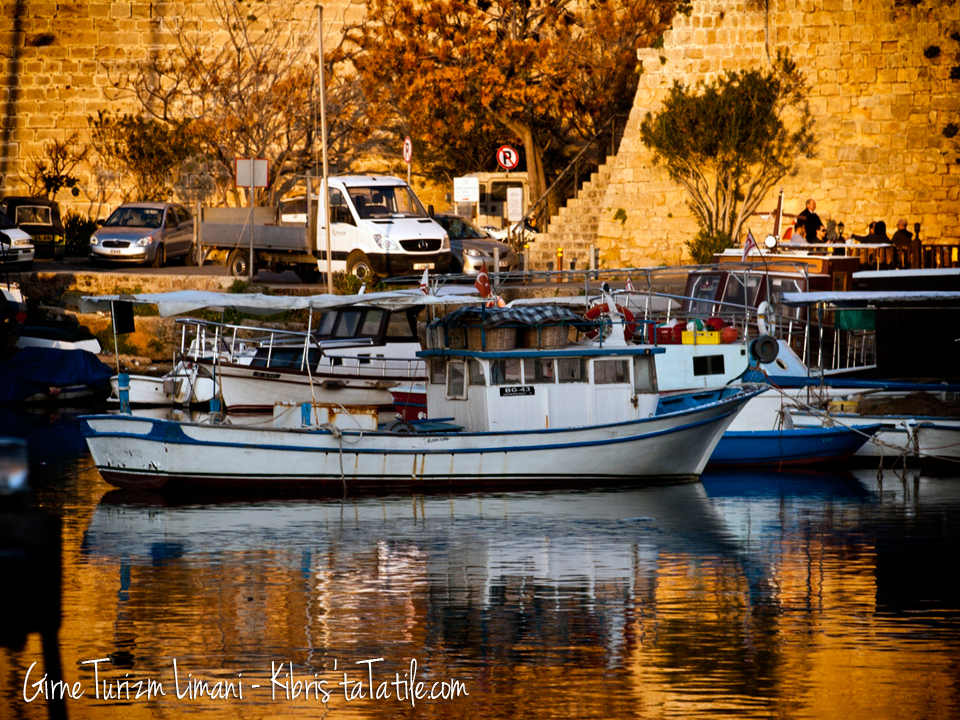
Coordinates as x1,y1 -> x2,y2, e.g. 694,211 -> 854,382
419,267 -> 430,295
475,262 -> 491,298
625,277 -> 635,293
742,230 -> 758,261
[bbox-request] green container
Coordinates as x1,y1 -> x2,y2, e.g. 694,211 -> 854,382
835,309 -> 875,331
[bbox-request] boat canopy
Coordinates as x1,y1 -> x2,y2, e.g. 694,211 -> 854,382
780,290 -> 960,307
79,287 -> 482,317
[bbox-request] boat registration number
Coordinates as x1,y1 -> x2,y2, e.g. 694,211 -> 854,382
500,386 -> 534,397
413,263 -> 434,270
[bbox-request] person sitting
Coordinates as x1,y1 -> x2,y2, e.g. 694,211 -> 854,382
891,218 -> 913,268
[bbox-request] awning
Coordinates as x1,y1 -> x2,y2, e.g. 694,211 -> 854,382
79,287 -> 482,317
780,290 -> 960,307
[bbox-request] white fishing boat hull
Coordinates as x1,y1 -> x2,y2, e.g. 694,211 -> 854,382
915,423 -> 960,473
80,385 -> 763,491
109,363 -> 218,407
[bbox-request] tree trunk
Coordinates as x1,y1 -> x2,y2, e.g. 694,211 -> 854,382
500,117 -> 546,212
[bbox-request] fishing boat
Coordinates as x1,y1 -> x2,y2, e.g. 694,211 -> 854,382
79,299 -> 764,491
913,423 -> 960,474
709,423 -> 882,467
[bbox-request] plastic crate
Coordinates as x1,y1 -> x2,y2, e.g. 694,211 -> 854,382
655,325 -> 683,344
681,330 -> 721,345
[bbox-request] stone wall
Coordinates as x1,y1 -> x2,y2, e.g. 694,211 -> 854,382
0,0 -> 366,218
594,0 -> 959,268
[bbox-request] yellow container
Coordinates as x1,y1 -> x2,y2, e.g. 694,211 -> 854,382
681,330 -> 721,345
828,400 -> 859,414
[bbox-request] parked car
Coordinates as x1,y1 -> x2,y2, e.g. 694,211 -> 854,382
0,209 -> 35,272
0,196 -> 65,259
89,202 -> 196,267
432,213 -> 518,274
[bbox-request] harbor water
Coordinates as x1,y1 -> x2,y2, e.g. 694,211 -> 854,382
2,407 -> 959,719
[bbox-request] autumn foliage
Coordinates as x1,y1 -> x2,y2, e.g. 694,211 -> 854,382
351,0 -> 676,198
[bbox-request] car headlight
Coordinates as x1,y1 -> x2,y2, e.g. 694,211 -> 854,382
373,234 -> 399,251
89,236 -> 99,246
136,235 -> 155,247
464,247 -> 483,257
441,233 -> 450,250
12,238 -> 30,247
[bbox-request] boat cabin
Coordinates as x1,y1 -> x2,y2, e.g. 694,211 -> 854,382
419,346 -> 663,432
244,304 -> 423,376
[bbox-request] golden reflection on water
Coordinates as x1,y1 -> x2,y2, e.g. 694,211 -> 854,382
2,455 -> 960,719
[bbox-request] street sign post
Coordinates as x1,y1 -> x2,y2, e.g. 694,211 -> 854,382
235,158 -> 269,282
403,136 -> 413,184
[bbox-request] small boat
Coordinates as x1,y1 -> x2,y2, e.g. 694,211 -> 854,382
914,423 -> 960,474
709,423 -> 882,467
80,301 -> 765,491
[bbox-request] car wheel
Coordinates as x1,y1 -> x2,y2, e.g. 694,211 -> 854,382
228,249 -> 251,278
151,244 -> 166,269
54,246 -> 65,260
184,244 -> 197,267
346,250 -> 375,281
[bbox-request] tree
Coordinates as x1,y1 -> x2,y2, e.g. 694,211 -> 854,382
111,0 -> 365,205
19,133 -> 90,200
639,54 -> 815,263
89,112 -> 200,201
351,0 -> 675,199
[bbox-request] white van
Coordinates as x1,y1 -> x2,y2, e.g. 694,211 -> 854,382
308,175 -> 451,280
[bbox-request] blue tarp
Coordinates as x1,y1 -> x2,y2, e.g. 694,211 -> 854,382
0,346 -> 112,404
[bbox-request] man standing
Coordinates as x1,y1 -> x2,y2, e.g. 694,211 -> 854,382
796,198 -> 824,242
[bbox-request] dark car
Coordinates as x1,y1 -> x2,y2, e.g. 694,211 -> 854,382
433,213 -> 519,274
0,197 -> 65,259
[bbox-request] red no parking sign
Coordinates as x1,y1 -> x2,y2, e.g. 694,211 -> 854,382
497,145 -> 519,171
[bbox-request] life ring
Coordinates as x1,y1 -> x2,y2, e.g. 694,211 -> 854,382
756,301 -> 778,337
584,303 -> 637,342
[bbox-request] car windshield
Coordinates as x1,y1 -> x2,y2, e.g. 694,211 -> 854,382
347,186 -> 427,219
0,211 -> 14,230
104,206 -> 163,229
437,216 -> 486,240
14,205 -> 51,225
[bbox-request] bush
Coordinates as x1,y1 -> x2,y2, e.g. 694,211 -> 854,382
63,210 -> 98,256
332,271 -> 381,295
686,229 -> 734,264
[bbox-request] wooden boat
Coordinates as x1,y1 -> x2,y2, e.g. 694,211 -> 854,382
79,303 -> 765,491
914,423 -> 960,474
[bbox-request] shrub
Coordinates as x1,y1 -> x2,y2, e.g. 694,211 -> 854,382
63,210 -> 98,256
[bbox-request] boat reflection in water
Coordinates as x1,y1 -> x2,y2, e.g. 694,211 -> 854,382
68,465 -> 960,719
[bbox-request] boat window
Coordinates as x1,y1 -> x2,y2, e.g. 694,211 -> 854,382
385,309 -> 418,341
317,312 -> 337,336
490,358 -> 521,385
594,359 -> 630,385
633,356 -> 657,393
768,277 -> 804,322
360,309 -> 385,337
333,310 -> 363,338
446,361 -> 467,399
469,359 -> 486,386
557,357 -> 586,384
693,354 -> 726,376
430,359 -> 446,385
250,348 -> 320,369
686,274 -> 722,317
523,357 -> 556,383
720,275 -> 762,313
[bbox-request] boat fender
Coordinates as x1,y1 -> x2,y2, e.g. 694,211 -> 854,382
584,303 -> 637,342
749,334 -> 779,365
756,301 -> 778,337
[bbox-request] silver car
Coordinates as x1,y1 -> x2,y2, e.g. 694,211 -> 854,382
89,202 -> 195,267
433,213 -> 519,275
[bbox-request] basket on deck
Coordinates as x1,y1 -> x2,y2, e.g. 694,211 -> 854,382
520,324 -> 569,349
465,323 -> 516,351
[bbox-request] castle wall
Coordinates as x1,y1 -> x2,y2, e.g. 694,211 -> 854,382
597,0 -> 959,267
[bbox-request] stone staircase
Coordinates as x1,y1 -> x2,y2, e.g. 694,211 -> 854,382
526,161 -> 615,271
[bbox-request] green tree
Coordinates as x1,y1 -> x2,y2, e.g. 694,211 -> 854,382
639,54 -> 815,263
89,112 -> 200,201
351,0 -> 676,198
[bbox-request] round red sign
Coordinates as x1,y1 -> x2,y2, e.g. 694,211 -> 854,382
403,137 -> 413,164
497,145 -> 519,170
